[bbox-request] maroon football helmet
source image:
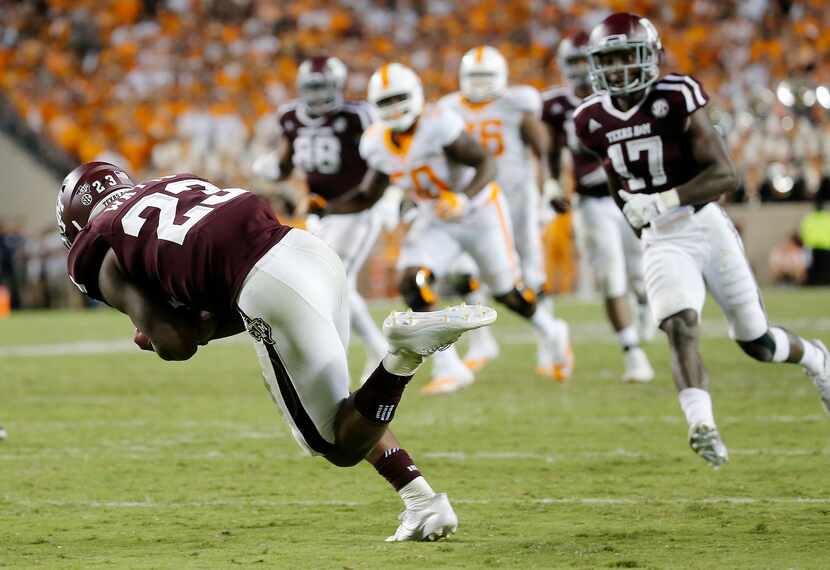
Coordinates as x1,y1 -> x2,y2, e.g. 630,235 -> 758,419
296,56 -> 347,116
587,13 -> 662,95
556,31 -> 591,92
56,161 -> 134,248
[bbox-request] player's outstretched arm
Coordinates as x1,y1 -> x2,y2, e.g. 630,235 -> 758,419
443,131 -> 496,199
670,109 -> 739,206
325,169 -> 391,215
98,250 -> 206,361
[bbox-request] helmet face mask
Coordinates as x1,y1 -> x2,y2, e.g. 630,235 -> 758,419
368,63 -> 424,132
296,57 -> 346,116
588,43 -> 659,95
459,46 -> 507,103
587,13 -> 662,96
556,33 -> 592,93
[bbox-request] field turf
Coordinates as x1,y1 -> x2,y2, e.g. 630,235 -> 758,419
1,288 -> 829,568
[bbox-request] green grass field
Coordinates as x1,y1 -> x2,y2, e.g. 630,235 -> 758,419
2,288 -> 830,569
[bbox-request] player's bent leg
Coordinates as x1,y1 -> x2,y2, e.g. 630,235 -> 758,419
399,266 -> 439,312
400,265 -> 481,395
702,205 -> 830,414
366,431 -> 458,542
735,326 -> 830,414
492,285 -> 573,382
446,269 -> 500,372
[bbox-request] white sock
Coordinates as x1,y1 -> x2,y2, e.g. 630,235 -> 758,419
464,288 -> 486,305
678,388 -> 716,428
399,476 -> 435,511
800,339 -> 825,375
530,308 -> 559,342
617,325 -> 639,351
466,325 -> 497,355
431,344 -> 464,375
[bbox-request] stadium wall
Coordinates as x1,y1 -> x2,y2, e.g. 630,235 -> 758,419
0,131 -> 63,230
725,203 -> 811,284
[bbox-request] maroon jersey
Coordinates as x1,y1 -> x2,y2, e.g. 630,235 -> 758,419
573,74 -> 709,197
541,86 -> 607,197
67,174 -> 291,312
277,100 -> 374,201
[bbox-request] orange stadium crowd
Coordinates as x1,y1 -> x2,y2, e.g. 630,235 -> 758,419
1,0 -> 829,184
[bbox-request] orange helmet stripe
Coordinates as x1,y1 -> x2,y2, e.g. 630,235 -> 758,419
475,46 -> 485,63
380,64 -> 390,88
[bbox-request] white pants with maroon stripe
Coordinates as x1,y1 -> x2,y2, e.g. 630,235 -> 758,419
397,184 -> 520,296
237,229 -> 351,456
642,203 -> 768,341
578,195 -> 643,299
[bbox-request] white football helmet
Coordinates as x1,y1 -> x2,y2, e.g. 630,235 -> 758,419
296,56 -> 347,116
367,63 -> 424,132
459,46 -> 507,102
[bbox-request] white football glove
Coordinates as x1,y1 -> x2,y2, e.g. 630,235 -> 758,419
374,185 -> 404,231
434,191 -> 469,221
618,189 -> 680,229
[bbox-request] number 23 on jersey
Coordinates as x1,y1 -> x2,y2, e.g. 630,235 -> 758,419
121,178 -> 247,245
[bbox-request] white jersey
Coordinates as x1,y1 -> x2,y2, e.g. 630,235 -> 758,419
360,104 -> 479,214
439,86 -> 541,193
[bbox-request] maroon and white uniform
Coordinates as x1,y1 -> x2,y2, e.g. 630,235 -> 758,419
68,175 -> 289,313
543,86 -> 642,299
277,100 -> 373,202
68,174 -> 352,456
574,75 -> 769,339
277,99 -> 389,370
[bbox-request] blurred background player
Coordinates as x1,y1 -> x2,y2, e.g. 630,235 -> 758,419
440,46 -> 572,381
354,63 -> 569,395
542,32 -> 654,384
252,56 -> 399,381
575,13 -> 830,468
58,161 -> 497,541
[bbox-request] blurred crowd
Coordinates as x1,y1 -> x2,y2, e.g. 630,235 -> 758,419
2,0 -> 830,308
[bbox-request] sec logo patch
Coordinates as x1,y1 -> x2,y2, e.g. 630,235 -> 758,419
651,99 -> 669,118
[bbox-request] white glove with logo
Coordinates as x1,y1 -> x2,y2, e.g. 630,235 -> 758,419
374,185 -> 404,231
618,189 -> 680,229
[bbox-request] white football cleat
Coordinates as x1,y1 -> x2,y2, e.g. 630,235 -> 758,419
622,347 -> 654,383
463,325 -> 500,372
383,305 -> 497,356
385,492 -> 458,542
0,425 -> 6,441
688,423 -> 729,468
806,339 -> 830,415
636,302 -> 657,343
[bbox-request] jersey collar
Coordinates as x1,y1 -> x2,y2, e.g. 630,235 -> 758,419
600,86 -> 652,122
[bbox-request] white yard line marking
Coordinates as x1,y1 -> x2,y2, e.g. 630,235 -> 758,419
3,496 -> 830,509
